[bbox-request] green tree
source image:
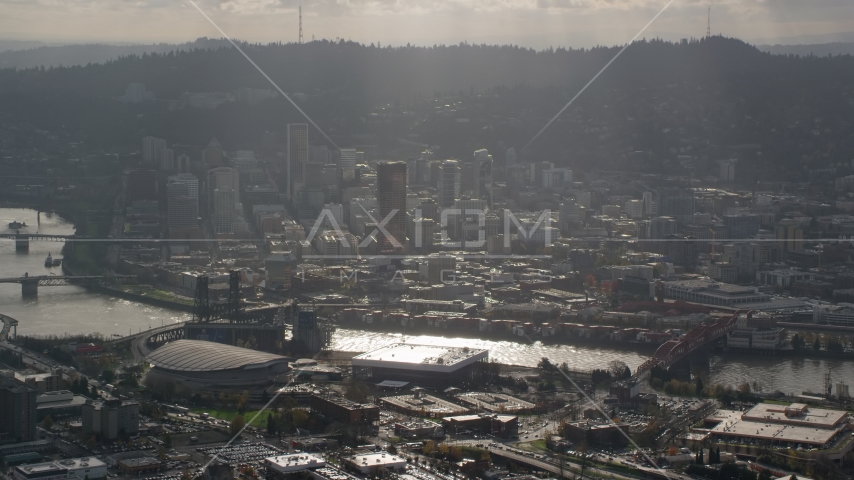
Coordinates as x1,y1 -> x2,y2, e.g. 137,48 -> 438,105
695,377 -> 704,396
101,369 -> 116,383
42,415 -> 54,430
758,470 -> 773,480
230,414 -> 246,437
814,338 -> 821,351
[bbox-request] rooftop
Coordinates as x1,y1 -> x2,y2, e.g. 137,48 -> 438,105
146,339 -> 288,372
265,454 -> 326,472
352,343 -> 488,373
707,409 -> 847,446
742,403 -> 848,429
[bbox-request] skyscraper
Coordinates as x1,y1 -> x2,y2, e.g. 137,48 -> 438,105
207,167 -> 239,206
142,136 -> 166,167
505,147 -> 517,168
439,160 -> 460,208
0,377 -> 37,443
287,124 -> 308,199
377,161 -> 407,255
203,137 -> 223,168
473,149 -> 494,206
213,187 -> 236,234
167,174 -> 199,233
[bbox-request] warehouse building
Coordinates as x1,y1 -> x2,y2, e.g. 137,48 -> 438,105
352,343 -> 488,386
13,457 -> 107,480
264,454 -> 326,476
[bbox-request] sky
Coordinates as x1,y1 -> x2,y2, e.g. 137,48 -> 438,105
1,0 -> 853,49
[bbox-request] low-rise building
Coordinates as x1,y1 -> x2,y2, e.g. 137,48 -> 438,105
13,457 -> 107,480
561,421 -> 630,447
310,394 -> 379,425
394,419 -> 444,439
706,403 -> 853,452
342,453 -> 406,475
441,414 -> 518,438
264,454 -> 326,476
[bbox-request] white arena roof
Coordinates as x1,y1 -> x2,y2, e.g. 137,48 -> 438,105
352,343 -> 488,373
146,339 -> 288,372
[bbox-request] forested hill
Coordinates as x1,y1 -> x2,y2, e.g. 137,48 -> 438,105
0,36 -> 853,180
2,36 -> 853,102
0,38 -> 233,70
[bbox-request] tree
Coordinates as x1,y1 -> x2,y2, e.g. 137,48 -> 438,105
758,470 -> 773,480
738,382 -> 752,396
695,377 -> 704,396
608,360 -> 629,379
266,413 -> 276,435
101,369 -> 116,383
814,338 -> 821,351
230,414 -> 245,437
538,357 -> 555,372
585,274 -> 597,289
696,448 -> 703,465
42,415 -> 54,430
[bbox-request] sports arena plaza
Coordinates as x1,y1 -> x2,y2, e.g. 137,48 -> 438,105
144,339 -> 290,390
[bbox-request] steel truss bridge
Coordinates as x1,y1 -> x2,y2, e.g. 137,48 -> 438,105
636,310 -> 745,378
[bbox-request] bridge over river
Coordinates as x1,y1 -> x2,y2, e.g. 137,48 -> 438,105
0,274 -> 136,296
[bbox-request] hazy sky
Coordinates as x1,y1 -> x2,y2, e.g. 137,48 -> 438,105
2,0 -> 853,48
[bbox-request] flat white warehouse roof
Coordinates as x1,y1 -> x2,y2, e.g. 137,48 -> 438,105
352,343 -> 488,373
265,454 -> 326,473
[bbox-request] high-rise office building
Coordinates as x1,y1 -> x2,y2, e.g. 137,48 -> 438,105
160,148 -> 175,171
287,124 -> 308,199
176,154 -> 191,174
203,137 -> 223,168
439,160 -> 460,208
377,161 -> 407,255
82,399 -> 139,440
505,148 -> 517,168
167,176 -> 198,232
213,187 -> 236,234
142,136 -> 167,167
776,219 -> 803,254
0,377 -> 37,442
473,149 -> 493,206
207,167 -> 239,206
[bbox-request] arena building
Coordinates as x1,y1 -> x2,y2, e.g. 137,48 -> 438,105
351,343 -> 489,386
145,340 -> 290,390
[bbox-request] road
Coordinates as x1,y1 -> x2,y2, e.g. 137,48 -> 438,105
0,339 -> 71,376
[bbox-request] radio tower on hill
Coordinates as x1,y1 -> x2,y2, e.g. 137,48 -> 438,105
706,6 -> 711,38
299,1 -> 304,44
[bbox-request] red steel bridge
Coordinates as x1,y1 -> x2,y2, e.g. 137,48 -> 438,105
636,310 -> 747,378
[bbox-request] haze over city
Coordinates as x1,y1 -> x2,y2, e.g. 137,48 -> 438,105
1,0 -> 853,48
2,1 -> 854,480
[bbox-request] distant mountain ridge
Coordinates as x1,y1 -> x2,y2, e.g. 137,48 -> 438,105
0,38 -> 233,69
758,41 -> 854,57
2,36 -> 854,71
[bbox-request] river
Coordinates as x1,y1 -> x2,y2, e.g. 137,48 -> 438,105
1,206 -> 852,395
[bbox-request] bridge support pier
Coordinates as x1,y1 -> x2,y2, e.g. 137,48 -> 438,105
15,235 -> 29,252
21,280 -> 38,296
